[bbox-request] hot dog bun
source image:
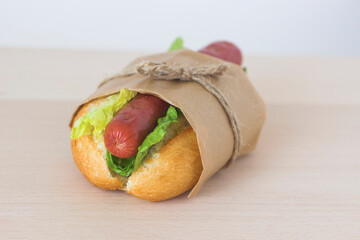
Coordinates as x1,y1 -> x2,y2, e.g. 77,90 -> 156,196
71,96 -> 203,201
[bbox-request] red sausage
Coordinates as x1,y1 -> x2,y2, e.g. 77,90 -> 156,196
198,41 -> 242,65
104,94 -> 169,158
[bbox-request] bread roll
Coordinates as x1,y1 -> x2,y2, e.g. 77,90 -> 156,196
71,96 -> 203,201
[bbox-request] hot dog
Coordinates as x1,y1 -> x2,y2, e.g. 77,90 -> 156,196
70,39 -> 246,201
104,94 -> 169,158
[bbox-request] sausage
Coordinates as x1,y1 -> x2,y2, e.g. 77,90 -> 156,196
104,94 -> 169,158
198,41 -> 242,65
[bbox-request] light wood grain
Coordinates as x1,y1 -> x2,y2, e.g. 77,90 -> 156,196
1,48 -> 360,239
1,101 -> 359,239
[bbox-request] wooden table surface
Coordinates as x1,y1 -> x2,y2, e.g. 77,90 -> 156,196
1,48 -> 360,239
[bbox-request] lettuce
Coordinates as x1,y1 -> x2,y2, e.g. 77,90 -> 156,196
133,106 -> 178,171
106,106 -> 179,176
106,151 -> 135,177
168,37 -> 184,51
70,89 -> 137,140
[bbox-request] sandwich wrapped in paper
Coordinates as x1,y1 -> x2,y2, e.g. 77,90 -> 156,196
69,41 -> 266,201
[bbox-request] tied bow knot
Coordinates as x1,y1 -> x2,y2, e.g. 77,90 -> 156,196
136,61 -> 227,82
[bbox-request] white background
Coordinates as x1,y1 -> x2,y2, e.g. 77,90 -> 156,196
1,0 -> 359,56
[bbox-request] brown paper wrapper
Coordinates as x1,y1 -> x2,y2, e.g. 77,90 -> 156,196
69,49 -> 266,197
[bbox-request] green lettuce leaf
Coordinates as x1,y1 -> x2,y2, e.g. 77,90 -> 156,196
133,106 -> 178,171
106,106 -> 179,176
168,37 -> 184,51
70,89 -> 137,139
106,151 -> 135,177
